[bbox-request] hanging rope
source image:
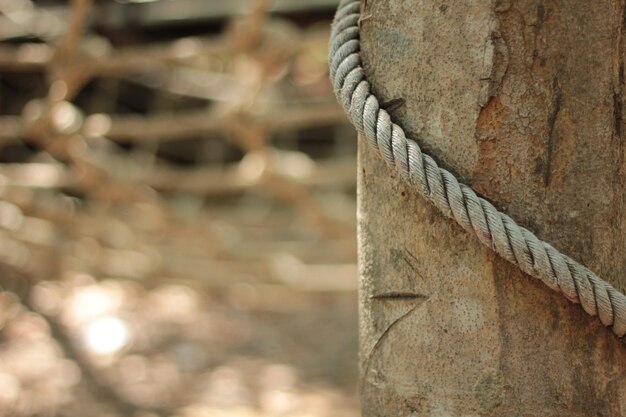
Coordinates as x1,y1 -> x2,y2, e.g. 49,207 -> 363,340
329,0 -> 626,341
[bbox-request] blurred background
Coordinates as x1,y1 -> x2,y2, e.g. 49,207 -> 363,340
0,0 -> 359,416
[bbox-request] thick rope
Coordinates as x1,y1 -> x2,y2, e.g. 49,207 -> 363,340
330,0 -> 626,341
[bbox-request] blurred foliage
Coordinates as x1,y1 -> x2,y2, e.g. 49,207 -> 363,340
0,0 -> 358,416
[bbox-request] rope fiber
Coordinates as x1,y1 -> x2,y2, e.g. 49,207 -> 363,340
329,0 -> 626,341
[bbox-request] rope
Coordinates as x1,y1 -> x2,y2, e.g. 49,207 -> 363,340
330,0 -> 626,341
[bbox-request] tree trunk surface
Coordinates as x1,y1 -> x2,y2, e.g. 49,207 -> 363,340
357,0 -> 626,416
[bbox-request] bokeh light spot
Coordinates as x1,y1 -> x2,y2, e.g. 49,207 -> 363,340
82,316 -> 131,355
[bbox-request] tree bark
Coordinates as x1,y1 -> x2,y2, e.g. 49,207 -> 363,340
357,0 -> 626,416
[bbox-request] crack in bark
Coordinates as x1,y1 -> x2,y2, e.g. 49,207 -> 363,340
614,64 -> 624,139
400,246 -> 420,273
544,77 -> 561,187
371,292 -> 428,301
362,248 -> 430,385
381,97 -> 406,114
362,296 -> 428,385
530,3 -> 547,61
358,14 -> 372,29
615,0 -> 626,290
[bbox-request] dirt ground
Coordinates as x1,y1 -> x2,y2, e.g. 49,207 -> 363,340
1,277 -> 360,417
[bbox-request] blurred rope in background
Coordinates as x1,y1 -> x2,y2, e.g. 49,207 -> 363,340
0,0 -> 359,416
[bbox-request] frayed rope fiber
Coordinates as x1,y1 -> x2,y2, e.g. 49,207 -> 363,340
329,0 -> 626,341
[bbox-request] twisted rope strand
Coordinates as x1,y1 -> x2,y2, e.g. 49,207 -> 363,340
330,0 -> 626,341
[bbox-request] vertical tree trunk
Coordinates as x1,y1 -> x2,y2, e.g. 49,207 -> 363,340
358,0 -> 626,416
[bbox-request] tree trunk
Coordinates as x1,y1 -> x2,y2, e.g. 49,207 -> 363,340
357,0 -> 626,416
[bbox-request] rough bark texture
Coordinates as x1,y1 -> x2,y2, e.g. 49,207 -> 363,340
358,0 -> 626,416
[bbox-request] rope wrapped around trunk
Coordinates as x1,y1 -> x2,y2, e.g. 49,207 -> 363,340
329,0 -> 626,341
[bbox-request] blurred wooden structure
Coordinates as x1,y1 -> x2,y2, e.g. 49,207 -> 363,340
0,0 -> 356,290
